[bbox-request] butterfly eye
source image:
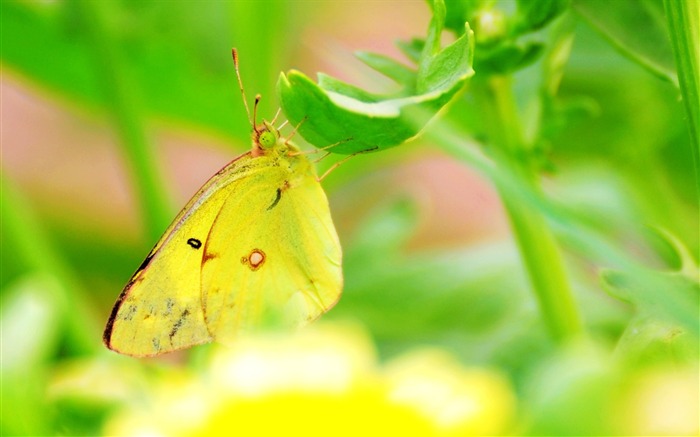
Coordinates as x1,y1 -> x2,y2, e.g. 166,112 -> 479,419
258,130 -> 277,149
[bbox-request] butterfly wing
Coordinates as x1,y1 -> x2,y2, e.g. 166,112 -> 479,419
200,154 -> 342,345
104,153 -> 256,356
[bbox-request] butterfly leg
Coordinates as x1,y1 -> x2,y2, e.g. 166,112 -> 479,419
316,147 -> 377,181
283,116 -> 308,145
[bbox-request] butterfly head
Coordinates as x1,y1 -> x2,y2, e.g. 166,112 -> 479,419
253,120 -> 288,156
256,121 -> 279,148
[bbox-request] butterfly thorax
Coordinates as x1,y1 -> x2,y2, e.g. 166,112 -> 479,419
250,120 -> 314,183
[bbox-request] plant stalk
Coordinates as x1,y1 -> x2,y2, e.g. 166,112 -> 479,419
477,75 -> 583,343
72,0 -> 172,241
662,0 -> 700,192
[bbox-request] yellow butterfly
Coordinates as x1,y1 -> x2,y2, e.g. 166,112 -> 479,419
103,50 -> 342,357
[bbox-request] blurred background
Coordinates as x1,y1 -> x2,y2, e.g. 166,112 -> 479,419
1,1 -> 698,436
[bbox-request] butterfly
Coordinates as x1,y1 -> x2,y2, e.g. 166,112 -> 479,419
103,49 -> 342,356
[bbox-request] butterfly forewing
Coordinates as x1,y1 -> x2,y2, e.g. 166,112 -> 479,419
104,154 -> 252,356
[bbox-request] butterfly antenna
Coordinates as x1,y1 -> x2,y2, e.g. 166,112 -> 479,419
231,48 -> 255,132
253,94 -> 262,128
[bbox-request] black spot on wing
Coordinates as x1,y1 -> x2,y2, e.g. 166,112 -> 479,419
267,187 -> 282,211
187,238 -> 202,249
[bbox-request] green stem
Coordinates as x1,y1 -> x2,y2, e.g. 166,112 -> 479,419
663,0 -> 700,192
500,187 -> 582,341
1,174 -> 99,354
72,0 -> 172,241
476,76 -> 582,343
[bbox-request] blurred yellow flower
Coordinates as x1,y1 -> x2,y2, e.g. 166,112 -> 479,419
385,349 -> 515,436
104,323 -> 515,437
614,366 -> 699,436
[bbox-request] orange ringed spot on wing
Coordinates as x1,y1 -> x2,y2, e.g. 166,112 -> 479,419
241,249 -> 266,271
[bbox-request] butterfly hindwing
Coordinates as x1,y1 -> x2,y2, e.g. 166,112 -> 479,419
201,154 -> 342,345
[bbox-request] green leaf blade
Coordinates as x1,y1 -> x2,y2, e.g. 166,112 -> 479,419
355,51 -> 417,88
513,0 -> 571,34
278,3 -> 474,155
573,0 -> 677,84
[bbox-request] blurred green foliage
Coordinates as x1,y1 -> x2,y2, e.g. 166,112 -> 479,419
1,0 -> 698,436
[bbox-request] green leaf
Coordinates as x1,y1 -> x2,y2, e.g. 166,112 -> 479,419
663,0 -> 700,172
355,51 -> 417,88
0,175 -> 100,354
522,344 -> 618,436
1,275 -> 63,436
572,0 -> 677,84
513,0 -> 571,35
420,0 -> 474,94
0,1 -> 101,104
1,276 -> 62,373
476,41 -> 545,75
278,0 -> 475,155
614,314 -> 698,366
606,230 -> 699,364
443,0 -> 487,34
601,268 -> 699,338
0,0 -> 291,140
336,199 -> 535,353
396,38 -> 425,63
